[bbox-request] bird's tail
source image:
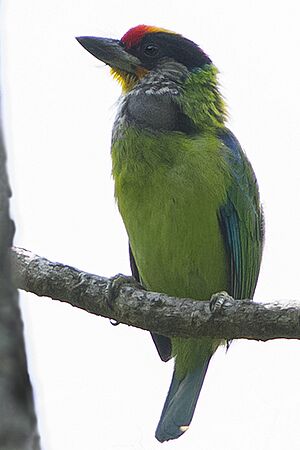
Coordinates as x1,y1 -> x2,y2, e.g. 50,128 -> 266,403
155,339 -> 213,442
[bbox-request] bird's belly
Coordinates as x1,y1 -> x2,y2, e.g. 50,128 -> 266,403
134,202 -> 227,300
112,130 -> 230,300
119,177 -> 229,300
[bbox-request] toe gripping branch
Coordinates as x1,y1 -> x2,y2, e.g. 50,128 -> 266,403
105,274 -> 144,326
209,291 -> 235,350
209,291 -> 235,314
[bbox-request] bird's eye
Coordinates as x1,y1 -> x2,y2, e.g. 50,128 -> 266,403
143,44 -> 159,57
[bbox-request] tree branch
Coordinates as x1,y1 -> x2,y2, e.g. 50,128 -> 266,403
11,247 -> 300,341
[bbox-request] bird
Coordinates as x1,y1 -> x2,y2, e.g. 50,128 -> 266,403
76,24 -> 264,442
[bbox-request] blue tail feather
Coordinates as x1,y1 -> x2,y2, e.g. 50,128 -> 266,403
155,355 -> 212,442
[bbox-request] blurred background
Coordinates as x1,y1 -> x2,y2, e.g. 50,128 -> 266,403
2,1 -> 300,449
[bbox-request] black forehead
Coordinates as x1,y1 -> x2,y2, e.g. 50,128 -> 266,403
127,32 -> 211,70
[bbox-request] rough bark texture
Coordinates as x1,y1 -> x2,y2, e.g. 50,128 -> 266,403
0,65 -> 40,450
11,247 -> 300,341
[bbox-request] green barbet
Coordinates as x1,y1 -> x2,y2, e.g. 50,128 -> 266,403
77,24 -> 264,442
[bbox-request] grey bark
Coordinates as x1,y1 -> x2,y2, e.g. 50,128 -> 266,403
0,60 -> 40,450
11,247 -> 300,342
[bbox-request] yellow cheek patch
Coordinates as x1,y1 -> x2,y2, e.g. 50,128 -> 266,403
110,68 -> 137,92
110,66 -> 149,93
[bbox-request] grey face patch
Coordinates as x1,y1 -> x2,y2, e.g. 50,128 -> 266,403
112,60 -> 195,141
126,91 -> 179,130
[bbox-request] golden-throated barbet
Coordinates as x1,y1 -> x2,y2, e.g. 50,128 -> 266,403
77,25 -> 264,442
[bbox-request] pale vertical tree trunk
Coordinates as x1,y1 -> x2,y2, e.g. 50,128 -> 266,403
0,17 -> 41,450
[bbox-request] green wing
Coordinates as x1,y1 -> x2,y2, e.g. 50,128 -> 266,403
218,129 -> 264,299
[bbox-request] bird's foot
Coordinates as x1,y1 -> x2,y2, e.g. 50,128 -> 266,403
105,274 -> 143,326
209,291 -> 234,314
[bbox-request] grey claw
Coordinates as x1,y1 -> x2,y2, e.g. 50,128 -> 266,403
105,274 -> 143,311
209,291 -> 234,314
105,273 -> 131,310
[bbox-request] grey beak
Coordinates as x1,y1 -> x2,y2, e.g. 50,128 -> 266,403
76,36 -> 141,74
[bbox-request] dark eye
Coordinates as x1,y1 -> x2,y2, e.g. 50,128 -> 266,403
143,44 -> 159,57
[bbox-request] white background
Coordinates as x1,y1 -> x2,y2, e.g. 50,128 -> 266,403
2,1 -> 300,449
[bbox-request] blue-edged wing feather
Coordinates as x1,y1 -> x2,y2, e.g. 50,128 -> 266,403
218,128 -> 264,300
